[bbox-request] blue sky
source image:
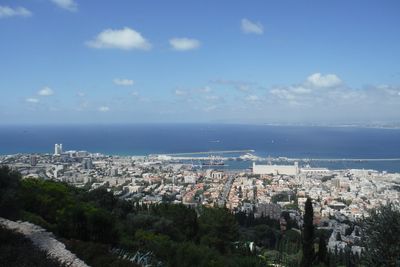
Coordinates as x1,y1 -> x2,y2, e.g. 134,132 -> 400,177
1,0 -> 400,124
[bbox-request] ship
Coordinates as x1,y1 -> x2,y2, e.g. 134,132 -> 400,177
201,155 -> 225,166
239,153 -> 259,161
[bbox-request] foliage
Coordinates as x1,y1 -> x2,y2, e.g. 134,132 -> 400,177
271,192 -> 290,203
284,203 -> 299,211
301,198 -> 315,267
361,203 -> 400,267
0,166 -> 21,219
317,234 -> 328,265
64,239 -> 139,267
1,168 -> 266,266
3,167 -> 384,267
198,207 -> 239,254
19,179 -> 118,244
0,226 -> 63,267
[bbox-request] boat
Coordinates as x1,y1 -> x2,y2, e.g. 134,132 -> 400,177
239,153 -> 259,161
201,155 -> 225,166
202,161 -> 225,166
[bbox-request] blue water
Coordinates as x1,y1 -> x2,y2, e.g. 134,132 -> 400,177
0,124 -> 399,172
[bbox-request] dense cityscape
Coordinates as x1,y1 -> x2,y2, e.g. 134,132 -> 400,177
1,143 -> 399,263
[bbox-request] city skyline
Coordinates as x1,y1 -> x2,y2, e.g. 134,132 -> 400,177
1,0 -> 400,124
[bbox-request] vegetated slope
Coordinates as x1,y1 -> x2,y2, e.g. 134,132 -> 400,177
0,217 -> 88,267
0,225 -> 63,267
0,166 -> 263,266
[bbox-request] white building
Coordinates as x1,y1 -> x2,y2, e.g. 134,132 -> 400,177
300,167 -> 330,174
54,144 -> 63,155
184,175 -> 197,184
82,158 -> 93,170
205,170 -> 224,180
110,168 -> 118,176
252,162 -> 299,176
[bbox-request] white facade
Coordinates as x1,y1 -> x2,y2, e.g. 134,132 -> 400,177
252,162 -> 299,176
54,144 -> 62,155
184,175 -> 197,184
300,167 -> 330,174
211,171 -> 224,180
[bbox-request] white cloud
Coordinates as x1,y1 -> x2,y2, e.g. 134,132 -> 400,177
237,84 -> 251,92
38,86 -> 54,96
376,84 -> 400,96
175,89 -> 187,96
169,38 -> 200,51
50,0 -> 78,12
269,73 -> 342,105
205,95 -> 220,101
76,92 -> 85,97
86,27 -> 151,50
245,95 -> 260,102
290,86 -> 312,94
76,100 -> 89,111
98,106 -> 110,112
199,86 -> 212,93
203,105 -> 217,112
131,91 -> 139,96
114,78 -> 134,86
306,73 -> 342,88
26,98 -> 39,103
241,18 -> 263,35
0,6 -> 32,18
270,89 -> 296,100
210,79 -> 253,92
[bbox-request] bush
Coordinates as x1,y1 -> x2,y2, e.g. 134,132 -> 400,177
0,226 -> 62,267
0,166 -> 21,219
362,203 -> 400,267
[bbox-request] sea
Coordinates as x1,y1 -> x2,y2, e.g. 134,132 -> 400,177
0,124 -> 400,173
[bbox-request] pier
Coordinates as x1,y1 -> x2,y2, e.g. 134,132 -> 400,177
165,149 -> 254,156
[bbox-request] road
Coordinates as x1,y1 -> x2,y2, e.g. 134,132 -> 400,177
218,175 -> 235,207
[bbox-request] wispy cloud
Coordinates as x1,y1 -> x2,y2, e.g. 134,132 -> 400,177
210,79 -> 254,92
266,72 -> 400,118
114,78 -> 134,86
169,38 -> 200,51
38,86 -> 54,96
203,105 -> 217,112
75,100 -> 89,111
0,6 -> 32,18
98,106 -> 110,112
50,0 -> 78,12
204,95 -> 220,101
86,27 -> 151,50
175,89 -> 188,96
199,86 -> 212,93
245,95 -> 260,102
306,73 -> 342,88
241,18 -> 263,35
26,98 -> 39,103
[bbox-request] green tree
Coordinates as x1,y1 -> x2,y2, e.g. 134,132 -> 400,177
0,166 -> 22,219
362,203 -> 400,267
0,226 -> 62,267
300,198 -> 315,267
317,235 -> 327,265
57,204 -> 89,240
86,208 -> 117,244
198,207 -> 239,254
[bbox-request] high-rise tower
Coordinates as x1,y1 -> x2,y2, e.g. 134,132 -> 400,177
54,144 -> 63,155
